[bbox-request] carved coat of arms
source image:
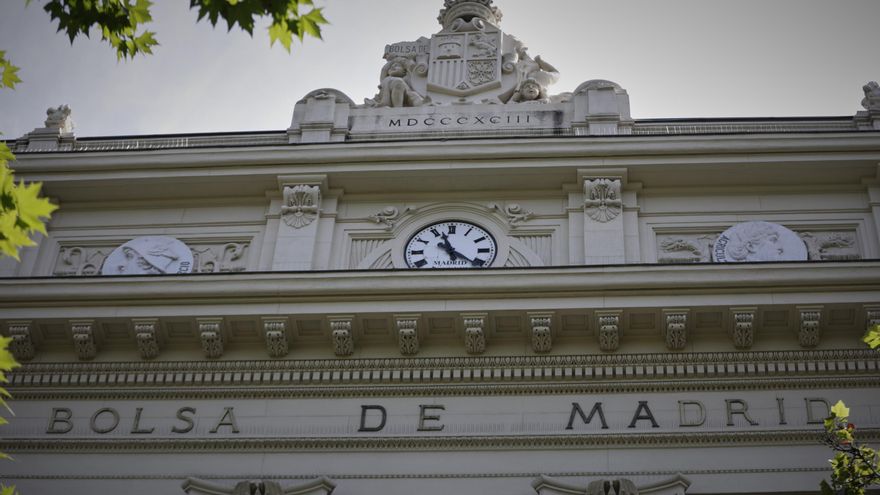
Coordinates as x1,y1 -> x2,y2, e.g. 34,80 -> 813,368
428,29 -> 502,96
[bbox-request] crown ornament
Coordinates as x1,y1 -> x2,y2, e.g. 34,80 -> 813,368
438,0 -> 503,29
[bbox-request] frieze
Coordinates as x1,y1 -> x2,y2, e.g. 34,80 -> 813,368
53,240 -> 251,276
2,429 -> 878,454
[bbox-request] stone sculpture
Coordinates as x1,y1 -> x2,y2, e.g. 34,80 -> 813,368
44,104 -> 74,133
365,56 -> 430,108
101,236 -> 194,275
713,221 -> 808,263
509,47 -> 559,104
862,81 -> 880,111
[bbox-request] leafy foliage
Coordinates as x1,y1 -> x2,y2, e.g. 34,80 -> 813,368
0,51 -> 22,90
0,485 -> 19,495
865,324 -> 880,350
0,143 -> 58,260
32,0 -> 328,60
1,335 -> 21,468
36,0 -> 159,60
821,400 -> 880,495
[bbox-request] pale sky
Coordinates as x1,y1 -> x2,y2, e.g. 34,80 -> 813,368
1,0 -> 878,139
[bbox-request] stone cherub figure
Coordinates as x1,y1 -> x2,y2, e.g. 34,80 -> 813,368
507,45 -> 559,104
44,104 -> 74,133
862,81 -> 880,112
365,56 -> 430,108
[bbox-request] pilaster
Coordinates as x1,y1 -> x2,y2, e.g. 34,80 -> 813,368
579,169 -> 629,265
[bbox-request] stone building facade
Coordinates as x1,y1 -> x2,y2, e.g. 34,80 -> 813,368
2,1 -> 880,494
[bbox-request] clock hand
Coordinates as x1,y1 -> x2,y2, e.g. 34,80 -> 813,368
438,234 -> 457,260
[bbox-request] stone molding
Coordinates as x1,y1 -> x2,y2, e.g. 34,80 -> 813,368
7,349 -> 878,400
3,429 -> 878,454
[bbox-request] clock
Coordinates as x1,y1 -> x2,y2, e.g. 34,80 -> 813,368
405,220 -> 497,269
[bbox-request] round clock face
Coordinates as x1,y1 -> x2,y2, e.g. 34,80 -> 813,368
405,221 -> 497,269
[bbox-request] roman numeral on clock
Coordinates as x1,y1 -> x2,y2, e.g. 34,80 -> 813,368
414,259 -> 428,268
478,248 -> 491,254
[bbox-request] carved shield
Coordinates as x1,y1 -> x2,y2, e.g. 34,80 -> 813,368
428,30 -> 502,96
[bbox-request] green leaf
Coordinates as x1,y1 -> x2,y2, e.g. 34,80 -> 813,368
268,19 -> 293,52
0,51 -> 22,90
820,479 -> 835,495
864,324 -> 880,349
831,400 -> 850,420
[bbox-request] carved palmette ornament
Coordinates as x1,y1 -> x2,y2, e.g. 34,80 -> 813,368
282,185 -> 322,228
586,479 -> 639,495
584,178 -> 623,223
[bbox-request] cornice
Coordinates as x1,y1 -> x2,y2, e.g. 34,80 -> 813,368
2,429 -> 877,453
1,262 -> 878,308
9,133 -> 880,175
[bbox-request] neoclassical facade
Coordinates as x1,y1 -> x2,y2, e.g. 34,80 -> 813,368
2,2 -> 880,494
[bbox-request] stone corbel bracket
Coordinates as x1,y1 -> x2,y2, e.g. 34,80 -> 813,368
277,174 -> 328,229
395,314 -> 421,356
288,88 -> 354,144
729,307 -> 757,350
132,318 -> 160,359
262,317 -> 290,358
197,318 -> 224,359
328,316 -> 354,357
528,312 -> 554,353
797,306 -> 823,348
462,313 -> 487,355
69,319 -> 97,361
595,310 -> 622,352
6,320 -> 36,362
662,309 -> 690,351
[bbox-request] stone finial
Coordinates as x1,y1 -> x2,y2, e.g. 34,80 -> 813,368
862,81 -> 880,111
855,81 -> 880,130
288,88 -> 353,144
44,104 -> 74,133
132,318 -> 160,359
